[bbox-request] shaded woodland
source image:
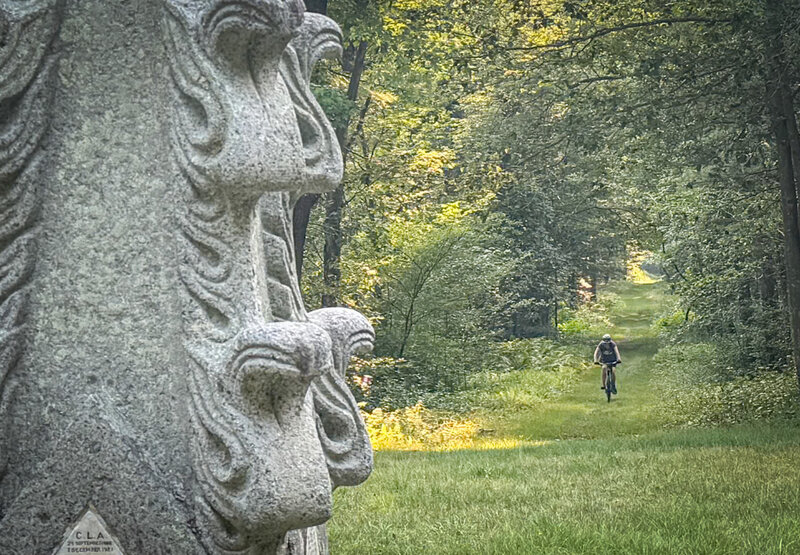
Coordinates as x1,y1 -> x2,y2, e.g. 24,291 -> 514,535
298,0 -> 800,409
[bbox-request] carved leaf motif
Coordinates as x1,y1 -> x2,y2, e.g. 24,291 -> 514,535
280,13 -> 343,191
163,8 -> 229,157
253,16 -> 345,326
165,4 -> 366,553
191,322 -> 335,555
200,0 -> 304,48
0,3 -> 58,101
165,7 -> 253,551
187,351 -> 248,489
178,233 -> 237,344
286,13 -> 343,84
308,308 -> 375,488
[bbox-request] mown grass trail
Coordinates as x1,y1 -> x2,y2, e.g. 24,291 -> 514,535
498,282 -> 668,441
329,282 -> 800,554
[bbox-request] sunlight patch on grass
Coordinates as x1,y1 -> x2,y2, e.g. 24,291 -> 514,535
628,265 -> 658,284
468,437 -> 531,450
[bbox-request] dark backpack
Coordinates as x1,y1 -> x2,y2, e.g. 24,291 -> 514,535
598,340 -> 617,363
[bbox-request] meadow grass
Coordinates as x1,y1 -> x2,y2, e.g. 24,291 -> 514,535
330,423 -> 800,554
330,281 -> 800,553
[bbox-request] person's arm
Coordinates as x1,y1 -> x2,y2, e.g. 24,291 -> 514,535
613,343 -> 622,362
593,345 -> 600,363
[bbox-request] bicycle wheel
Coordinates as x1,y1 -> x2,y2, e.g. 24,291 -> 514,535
606,369 -> 612,402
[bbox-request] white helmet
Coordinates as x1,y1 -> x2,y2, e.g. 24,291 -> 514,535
602,334 -> 612,340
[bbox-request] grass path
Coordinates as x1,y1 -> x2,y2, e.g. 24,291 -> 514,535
497,282 -> 668,442
329,282 -> 800,554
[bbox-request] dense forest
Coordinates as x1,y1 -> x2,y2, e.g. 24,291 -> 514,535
297,0 -> 800,414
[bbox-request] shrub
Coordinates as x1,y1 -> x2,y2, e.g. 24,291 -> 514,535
460,338 -> 590,411
652,308 -> 693,336
362,402 -> 483,451
654,343 -> 800,426
557,293 -> 620,339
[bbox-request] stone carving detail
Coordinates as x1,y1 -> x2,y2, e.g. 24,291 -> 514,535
163,1 -> 373,552
307,308 -> 374,489
0,0 -> 63,476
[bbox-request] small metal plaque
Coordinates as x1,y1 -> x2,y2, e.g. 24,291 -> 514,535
53,505 -> 125,555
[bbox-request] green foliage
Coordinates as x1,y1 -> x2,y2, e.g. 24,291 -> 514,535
311,84 -> 357,131
654,342 -> 724,384
304,0 -> 800,410
645,173 -> 791,370
462,338 -> 590,411
352,335 -> 588,413
652,307 -> 693,336
306,196 -> 521,408
486,338 -> 578,373
655,343 -> 800,426
442,0 -> 796,376
558,293 -> 621,338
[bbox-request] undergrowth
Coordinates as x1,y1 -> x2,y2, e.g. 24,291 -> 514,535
557,293 -> 621,338
359,337 -> 588,450
654,343 -> 800,426
362,403 -> 520,451
459,339 -> 589,411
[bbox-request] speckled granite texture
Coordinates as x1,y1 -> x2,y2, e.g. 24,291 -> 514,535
0,1 -> 372,553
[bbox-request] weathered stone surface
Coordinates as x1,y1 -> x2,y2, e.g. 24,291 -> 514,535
0,1 -> 373,553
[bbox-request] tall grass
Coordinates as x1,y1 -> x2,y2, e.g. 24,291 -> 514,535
462,339 -> 591,412
359,337 -> 591,450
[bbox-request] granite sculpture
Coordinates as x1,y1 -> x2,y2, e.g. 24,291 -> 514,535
0,0 -> 372,553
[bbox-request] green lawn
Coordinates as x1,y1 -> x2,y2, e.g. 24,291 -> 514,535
329,282 -> 800,554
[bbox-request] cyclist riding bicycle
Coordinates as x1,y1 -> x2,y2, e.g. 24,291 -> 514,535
594,333 -> 621,392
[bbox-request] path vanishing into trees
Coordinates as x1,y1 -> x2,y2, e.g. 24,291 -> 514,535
330,282 -> 800,554
497,281 -> 670,442
499,283 -> 667,441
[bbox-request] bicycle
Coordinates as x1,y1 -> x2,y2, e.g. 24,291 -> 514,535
597,361 -> 620,402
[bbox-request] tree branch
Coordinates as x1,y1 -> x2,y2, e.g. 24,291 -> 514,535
507,17 -> 732,52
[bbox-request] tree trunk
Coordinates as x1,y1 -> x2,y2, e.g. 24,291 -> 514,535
553,299 -> 558,337
322,184 -> 345,307
322,40 -> 368,307
766,1 -> 800,385
772,96 -> 800,385
778,89 -> 800,382
567,273 -> 578,307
